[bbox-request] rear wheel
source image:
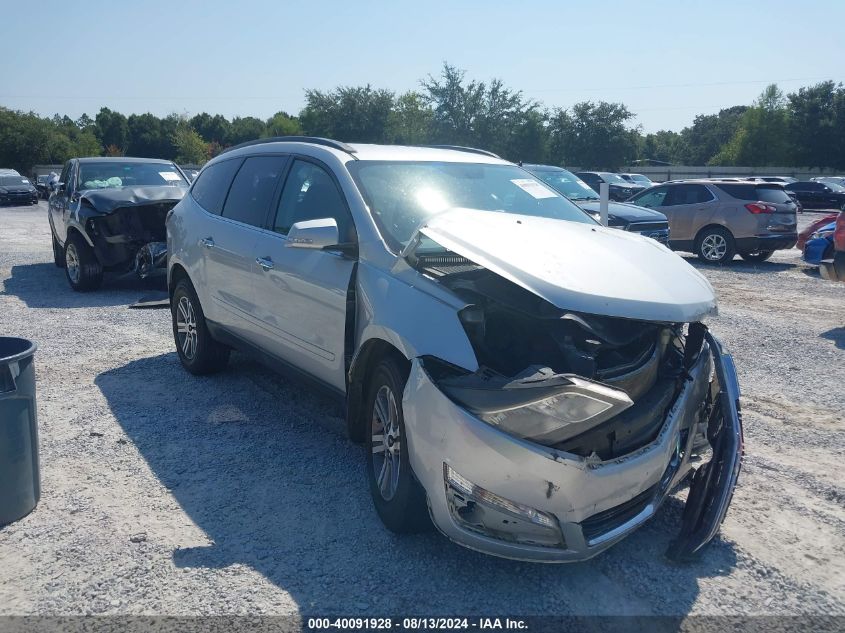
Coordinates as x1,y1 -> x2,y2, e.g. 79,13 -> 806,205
739,249 -> 774,263
696,227 -> 736,264
171,278 -> 229,375
365,355 -> 430,533
64,232 -> 102,291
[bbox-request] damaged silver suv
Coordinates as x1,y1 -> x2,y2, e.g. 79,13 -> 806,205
167,138 -> 743,562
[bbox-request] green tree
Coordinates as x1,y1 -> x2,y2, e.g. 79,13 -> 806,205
300,85 -> 395,142
711,85 -> 789,166
548,101 -> 638,169
640,130 -> 685,164
787,81 -> 841,168
227,116 -> 266,145
172,124 -> 208,164
94,107 -> 129,153
387,91 -> 433,144
677,106 -> 747,165
127,113 -> 169,158
190,113 -> 231,144
263,111 -> 302,137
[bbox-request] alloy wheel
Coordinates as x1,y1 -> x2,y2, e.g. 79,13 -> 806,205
701,234 -> 727,261
371,384 -> 401,501
66,244 -> 80,283
175,296 -> 198,360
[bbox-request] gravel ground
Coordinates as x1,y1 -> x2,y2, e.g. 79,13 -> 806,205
0,202 -> 843,617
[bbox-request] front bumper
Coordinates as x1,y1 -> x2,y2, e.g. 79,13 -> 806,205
820,251 -> 845,282
403,333 -> 742,562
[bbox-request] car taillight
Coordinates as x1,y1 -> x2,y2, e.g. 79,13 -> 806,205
745,202 -> 776,214
834,213 -> 845,251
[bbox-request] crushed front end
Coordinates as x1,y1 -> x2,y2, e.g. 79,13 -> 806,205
402,260 -> 742,562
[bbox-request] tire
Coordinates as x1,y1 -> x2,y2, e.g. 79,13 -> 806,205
365,355 -> 430,533
696,226 -> 736,264
64,232 -> 103,291
739,250 -> 774,263
52,233 -> 65,268
171,278 -> 229,375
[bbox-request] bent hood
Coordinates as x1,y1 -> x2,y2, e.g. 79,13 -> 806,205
414,208 -> 716,323
80,186 -> 187,214
577,200 -> 667,225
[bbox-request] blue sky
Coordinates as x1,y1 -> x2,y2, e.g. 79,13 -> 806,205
2,0 -> 843,133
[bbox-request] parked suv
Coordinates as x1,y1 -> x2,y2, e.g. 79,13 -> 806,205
523,164 -> 670,243
575,171 -> 645,201
167,137 -> 742,563
785,181 -> 845,210
629,180 -> 798,263
48,157 -> 189,290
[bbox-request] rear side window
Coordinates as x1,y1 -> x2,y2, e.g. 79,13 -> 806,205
664,184 -> 713,205
190,158 -> 242,215
221,155 -> 288,227
720,184 -> 792,203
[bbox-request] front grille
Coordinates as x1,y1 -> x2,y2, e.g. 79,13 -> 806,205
581,484 -> 657,543
627,221 -> 669,232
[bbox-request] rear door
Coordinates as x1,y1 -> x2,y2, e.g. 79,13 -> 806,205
250,157 -> 357,392
208,154 -> 290,340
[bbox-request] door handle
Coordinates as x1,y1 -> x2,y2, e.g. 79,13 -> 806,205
255,257 -> 274,271
200,237 -> 215,248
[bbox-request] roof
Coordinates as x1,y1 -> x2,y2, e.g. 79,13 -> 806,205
76,156 -> 176,164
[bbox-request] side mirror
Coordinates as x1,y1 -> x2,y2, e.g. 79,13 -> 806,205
286,217 -> 340,249
55,182 -> 65,192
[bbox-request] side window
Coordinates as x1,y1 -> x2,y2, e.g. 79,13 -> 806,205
273,160 -> 353,242
58,162 -> 70,189
190,158 -> 242,215
221,155 -> 288,227
631,187 -> 668,208
664,184 -> 712,206
66,163 -> 77,192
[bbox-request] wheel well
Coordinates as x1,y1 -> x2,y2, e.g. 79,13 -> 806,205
346,339 -> 409,443
169,263 -> 190,300
694,223 -> 734,247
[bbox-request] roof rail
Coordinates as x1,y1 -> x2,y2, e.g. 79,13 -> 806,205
419,145 -> 501,159
220,136 -> 357,156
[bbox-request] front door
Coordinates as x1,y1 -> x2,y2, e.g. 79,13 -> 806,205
251,158 -> 357,392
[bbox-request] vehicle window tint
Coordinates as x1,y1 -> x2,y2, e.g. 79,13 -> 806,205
58,162 -> 70,189
274,160 -> 353,241
631,187 -> 668,208
754,186 -> 792,203
191,158 -> 242,215
664,184 -> 712,206
222,156 -> 288,227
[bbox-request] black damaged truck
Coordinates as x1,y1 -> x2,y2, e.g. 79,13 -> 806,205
48,157 -> 189,291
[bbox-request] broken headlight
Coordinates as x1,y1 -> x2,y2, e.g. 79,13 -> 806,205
443,463 -> 564,548
432,363 -> 633,446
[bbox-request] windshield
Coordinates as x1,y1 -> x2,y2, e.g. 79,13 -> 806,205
630,174 -> 653,185
825,181 -> 845,192
37,175 -> 49,183
77,162 -> 187,190
0,176 -> 31,186
600,173 -> 628,184
528,168 -> 599,201
349,161 -> 595,251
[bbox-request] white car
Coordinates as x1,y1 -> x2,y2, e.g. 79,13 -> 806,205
166,137 -> 742,562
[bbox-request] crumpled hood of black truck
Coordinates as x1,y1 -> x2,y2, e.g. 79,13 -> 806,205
80,185 -> 186,214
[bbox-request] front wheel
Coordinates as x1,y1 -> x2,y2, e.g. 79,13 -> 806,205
64,232 -> 102,291
739,249 -> 774,262
365,356 -> 430,533
696,227 -> 736,264
171,278 -> 229,375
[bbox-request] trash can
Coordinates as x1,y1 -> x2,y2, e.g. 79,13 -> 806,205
0,337 -> 39,526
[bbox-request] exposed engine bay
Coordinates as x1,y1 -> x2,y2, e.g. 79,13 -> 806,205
415,251 -> 710,461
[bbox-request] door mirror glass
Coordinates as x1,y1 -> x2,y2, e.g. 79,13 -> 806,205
286,217 -> 340,249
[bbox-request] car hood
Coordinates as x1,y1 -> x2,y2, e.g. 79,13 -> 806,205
413,208 -> 717,323
1,184 -> 35,192
80,186 -> 187,214
577,200 -> 667,224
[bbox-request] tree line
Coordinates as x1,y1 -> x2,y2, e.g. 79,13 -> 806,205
2,63 -> 844,174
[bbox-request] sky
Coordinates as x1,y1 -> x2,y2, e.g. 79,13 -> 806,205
2,0 -> 844,134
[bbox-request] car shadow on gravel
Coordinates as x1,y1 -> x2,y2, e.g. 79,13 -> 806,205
821,327 -> 845,350
684,258 -> 797,275
1,262 -> 166,308
96,352 -> 738,616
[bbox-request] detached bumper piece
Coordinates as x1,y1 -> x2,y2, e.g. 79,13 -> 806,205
666,332 -> 743,562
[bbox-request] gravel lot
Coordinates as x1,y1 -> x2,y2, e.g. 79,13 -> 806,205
1,202 -> 843,617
